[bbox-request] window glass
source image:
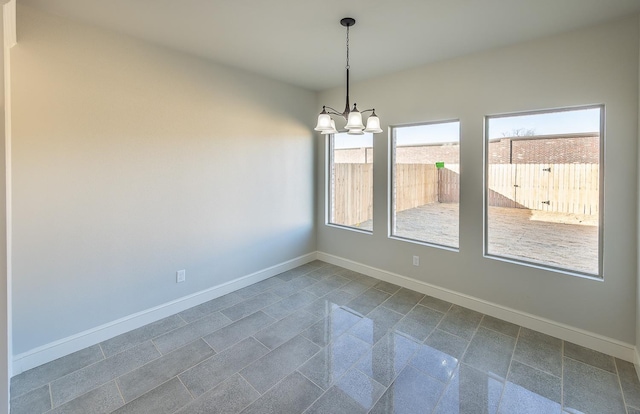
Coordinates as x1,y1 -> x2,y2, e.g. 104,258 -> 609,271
391,121 -> 460,248
485,106 -> 603,276
328,132 -> 374,231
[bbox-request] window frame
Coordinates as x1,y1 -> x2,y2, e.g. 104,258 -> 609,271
388,120 -> 461,251
325,132 -> 374,234
482,104 -> 605,279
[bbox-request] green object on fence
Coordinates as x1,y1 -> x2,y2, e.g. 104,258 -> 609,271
436,162 -> 445,169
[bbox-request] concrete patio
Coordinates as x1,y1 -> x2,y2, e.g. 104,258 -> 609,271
360,203 -> 598,275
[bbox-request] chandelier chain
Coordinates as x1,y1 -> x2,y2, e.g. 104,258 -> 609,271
346,25 -> 350,70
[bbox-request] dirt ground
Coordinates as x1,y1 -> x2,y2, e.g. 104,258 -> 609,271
358,203 -> 599,275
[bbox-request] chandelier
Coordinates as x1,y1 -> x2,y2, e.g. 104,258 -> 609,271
314,18 -> 382,135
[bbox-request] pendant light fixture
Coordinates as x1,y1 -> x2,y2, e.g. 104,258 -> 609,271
314,18 -> 382,135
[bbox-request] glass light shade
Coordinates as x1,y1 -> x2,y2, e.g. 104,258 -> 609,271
345,110 -> 365,130
347,128 -> 364,135
364,115 -> 382,133
321,120 -> 338,135
314,113 -> 333,131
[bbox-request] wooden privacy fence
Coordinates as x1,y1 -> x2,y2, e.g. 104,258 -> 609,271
332,163 -> 373,225
333,162 -> 599,226
394,164 -> 439,211
488,163 -> 599,215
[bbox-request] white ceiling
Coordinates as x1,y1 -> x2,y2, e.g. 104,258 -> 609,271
20,0 -> 640,91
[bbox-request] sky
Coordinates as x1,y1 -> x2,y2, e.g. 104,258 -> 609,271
487,107 -> 601,139
333,107 -> 601,149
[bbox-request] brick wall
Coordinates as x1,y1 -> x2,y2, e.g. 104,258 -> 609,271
488,134 -> 599,164
334,133 -> 599,165
395,144 -> 459,164
334,147 -> 374,163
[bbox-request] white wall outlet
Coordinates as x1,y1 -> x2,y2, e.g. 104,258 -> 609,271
176,269 -> 186,283
413,256 -> 419,266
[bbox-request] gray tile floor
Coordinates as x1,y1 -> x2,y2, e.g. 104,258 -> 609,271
10,260 -> 640,413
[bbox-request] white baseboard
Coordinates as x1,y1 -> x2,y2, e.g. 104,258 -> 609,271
12,252 -> 317,375
317,252 -> 637,363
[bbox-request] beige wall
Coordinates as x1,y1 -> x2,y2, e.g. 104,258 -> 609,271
11,5 -> 316,355
318,16 -> 639,344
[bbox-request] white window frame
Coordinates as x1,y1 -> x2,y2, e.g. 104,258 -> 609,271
389,120 -> 461,251
483,105 -> 605,279
326,133 -> 374,234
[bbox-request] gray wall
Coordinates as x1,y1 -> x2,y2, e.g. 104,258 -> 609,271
1,1 -> 13,409
318,16 -> 639,344
637,13 -> 640,359
11,5 -> 317,354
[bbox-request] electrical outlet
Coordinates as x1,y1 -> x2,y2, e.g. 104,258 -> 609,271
413,256 -> 419,266
176,269 -> 186,283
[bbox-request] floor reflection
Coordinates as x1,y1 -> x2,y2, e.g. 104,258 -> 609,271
302,290 -> 613,414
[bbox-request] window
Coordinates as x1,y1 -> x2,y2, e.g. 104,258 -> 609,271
391,121 -> 460,248
485,106 -> 603,276
328,132 -> 374,231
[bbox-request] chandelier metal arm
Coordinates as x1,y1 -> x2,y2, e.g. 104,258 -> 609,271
324,106 -> 346,118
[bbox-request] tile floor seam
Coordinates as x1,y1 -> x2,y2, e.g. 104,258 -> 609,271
428,325 -> 469,343
296,368 -> 327,395
153,317 -> 195,341
560,339 -> 565,412
427,304 -> 449,337
238,335 -> 325,400
231,382 -> 262,414
300,363 -> 380,414
176,313 -> 189,325
379,332 -> 425,392
300,382 -> 328,414
48,382 -> 53,413
478,321 -> 520,340
171,351 -> 216,383
149,339 -> 163,359
200,335 -> 219,354
428,337 -> 470,414
243,366 -> 295,398
251,334 -> 272,350
456,310 -> 483,366
237,371 -> 263,398
613,354 -> 632,414
113,377 -> 126,410
45,379 -> 125,413
507,352 -> 563,381
406,359 -> 448,385
363,369 -> 387,414
46,352 -> 115,399
494,321 -> 519,413
379,305 -> 407,319
98,343 -> 106,359
51,360 -> 150,409
425,314 -> 482,413
302,331 -> 380,392
562,354 -> 621,376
